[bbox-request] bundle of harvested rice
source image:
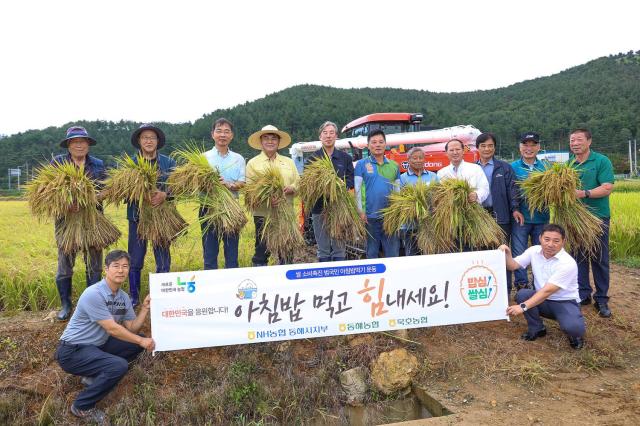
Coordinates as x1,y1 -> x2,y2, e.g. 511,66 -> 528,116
519,162 -> 582,213
243,166 -> 286,211
429,179 -> 504,252
381,181 -> 433,236
299,154 -> 365,242
520,162 -> 603,257
168,145 -> 247,236
243,166 -> 304,261
168,145 -> 221,198
27,161 -> 98,220
103,154 -> 187,247
101,154 -> 156,205
55,208 -> 120,254
27,161 -> 120,254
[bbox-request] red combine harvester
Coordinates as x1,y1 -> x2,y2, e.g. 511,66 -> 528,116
289,113 -> 482,258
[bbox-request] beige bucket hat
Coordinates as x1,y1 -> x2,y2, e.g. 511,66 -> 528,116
248,125 -> 292,150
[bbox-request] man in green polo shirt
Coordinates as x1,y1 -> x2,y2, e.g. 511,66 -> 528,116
569,128 -> 614,318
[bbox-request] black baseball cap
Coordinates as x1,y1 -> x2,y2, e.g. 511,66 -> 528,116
519,132 -> 540,144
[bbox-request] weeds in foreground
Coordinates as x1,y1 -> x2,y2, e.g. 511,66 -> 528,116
513,359 -> 551,386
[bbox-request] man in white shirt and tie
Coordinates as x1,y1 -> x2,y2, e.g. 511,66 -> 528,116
436,139 -> 490,204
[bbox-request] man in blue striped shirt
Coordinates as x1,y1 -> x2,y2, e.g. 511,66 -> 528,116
201,118 -> 246,269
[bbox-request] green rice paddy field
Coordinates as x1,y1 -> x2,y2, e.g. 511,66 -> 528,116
1,181 -> 639,311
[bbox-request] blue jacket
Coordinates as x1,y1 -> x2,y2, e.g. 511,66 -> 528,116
51,153 -> 106,212
127,153 -> 176,222
482,158 -> 519,225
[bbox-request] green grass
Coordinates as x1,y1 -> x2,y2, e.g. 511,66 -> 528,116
610,192 -> 640,262
612,178 -> 640,193
0,200 -> 257,311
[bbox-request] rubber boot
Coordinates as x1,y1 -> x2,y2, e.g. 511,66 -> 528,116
128,270 -> 140,308
331,256 -> 346,262
55,278 -> 73,321
252,262 -> 267,267
318,257 -> 331,263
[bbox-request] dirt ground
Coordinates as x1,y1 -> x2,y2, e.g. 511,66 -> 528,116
1,264 -> 639,425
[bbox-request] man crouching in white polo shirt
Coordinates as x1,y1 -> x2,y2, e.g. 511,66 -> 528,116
55,249 -> 155,424
500,224 -> 586,349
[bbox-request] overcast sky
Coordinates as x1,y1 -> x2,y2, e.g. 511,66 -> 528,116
0,0 -> 637,136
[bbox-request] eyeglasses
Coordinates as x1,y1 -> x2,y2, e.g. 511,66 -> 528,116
214,129 -> 232,135
141,136 -> 158,142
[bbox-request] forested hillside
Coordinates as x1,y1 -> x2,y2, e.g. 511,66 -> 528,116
2,51 -> 638,186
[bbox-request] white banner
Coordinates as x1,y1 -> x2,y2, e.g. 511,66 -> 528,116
149,250 -> 509,352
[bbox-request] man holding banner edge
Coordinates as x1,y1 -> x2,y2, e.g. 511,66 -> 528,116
500,224 -> 586,350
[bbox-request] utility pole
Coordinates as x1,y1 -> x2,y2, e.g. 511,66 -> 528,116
629,139 -> 633,176
633,139 -> 638,176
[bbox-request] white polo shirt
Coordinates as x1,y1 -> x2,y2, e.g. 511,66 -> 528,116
436,161 -> 490,204
513,246 -> 579,302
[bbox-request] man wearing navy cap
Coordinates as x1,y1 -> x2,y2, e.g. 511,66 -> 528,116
511,132 -> 550,292
127,124 -> 176,307
52,126 -> 106,321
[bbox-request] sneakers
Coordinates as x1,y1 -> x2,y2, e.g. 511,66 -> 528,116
80,376 -> 94,386
521,328 -> 547,341
594,301 -> 612,318
70,404 -> 109,425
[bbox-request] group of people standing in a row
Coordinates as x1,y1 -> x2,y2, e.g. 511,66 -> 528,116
339,127 -> 613,352
49,120 -> 614,422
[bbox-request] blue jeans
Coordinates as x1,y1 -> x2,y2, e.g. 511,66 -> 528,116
365,217 -> 399,259
511,223 -> 545,286
516,289 -> 586,338
128,221 -> 171,303
573,218 -> 610,303
200,220 -> 239,269
312,213 -> 346,261
55,336 -> 143,410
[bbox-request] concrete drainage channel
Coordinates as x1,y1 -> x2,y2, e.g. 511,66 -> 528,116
314,385 -> 454,425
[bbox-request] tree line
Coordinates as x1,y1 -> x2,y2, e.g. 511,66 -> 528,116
2,51 -> 639,188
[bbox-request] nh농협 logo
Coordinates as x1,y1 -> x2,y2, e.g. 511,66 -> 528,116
177,275 -> 196,293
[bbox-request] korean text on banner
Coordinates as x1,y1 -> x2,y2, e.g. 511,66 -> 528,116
149,250 -> 509,352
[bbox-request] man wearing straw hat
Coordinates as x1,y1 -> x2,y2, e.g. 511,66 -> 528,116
355,129 -> 401,258
305,121 -> 354,262
127,123 -> 176,308
53,126 -> 106,321
568,128 -> 614,318
202,118 -> 246,269
246,125 -> 299,265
